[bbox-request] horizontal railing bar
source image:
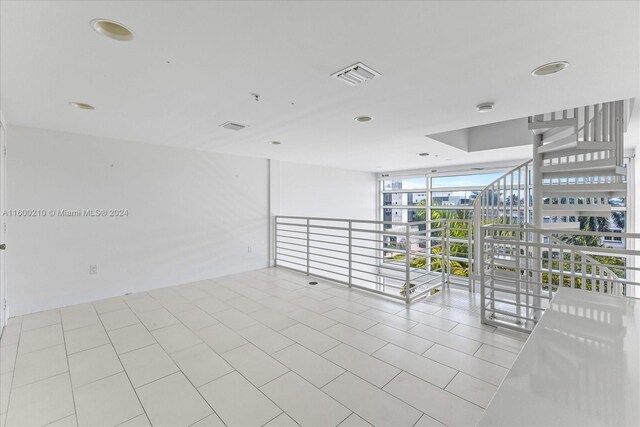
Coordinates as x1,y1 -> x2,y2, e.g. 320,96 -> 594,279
483,318 -> 532,334
275,258 -> 308,269
483,224 -> 640,239
275,265 -> 407,301
484,238 -> 640,257
483,293 -> 552,308
484,305 -> 539,323
276,215 -> 441,226
275,228 -> 308,236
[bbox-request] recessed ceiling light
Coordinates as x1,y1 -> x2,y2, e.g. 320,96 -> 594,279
531,61 -> 569,76
270,141 -> 282,145
354,116 -> 372,123
90,19 -> 134,41
69,102 -> 95,110
476,103 -> 494,113
417,152 -> 430,157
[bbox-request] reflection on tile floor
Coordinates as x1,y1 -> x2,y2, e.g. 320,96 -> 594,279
0,268 -> 528,427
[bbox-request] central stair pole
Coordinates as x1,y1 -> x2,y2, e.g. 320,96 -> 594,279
532,133 -> 544,321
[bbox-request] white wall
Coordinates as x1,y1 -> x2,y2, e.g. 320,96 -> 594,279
0,112 -> 6,332
277,161 -> 377,219
273,160 -> 378,285
6,126 -> 269,316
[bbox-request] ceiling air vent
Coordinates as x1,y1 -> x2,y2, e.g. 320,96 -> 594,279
331,62 -> 380,86
219,121 -> 246,131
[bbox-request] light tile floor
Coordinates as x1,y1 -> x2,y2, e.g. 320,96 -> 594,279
0,268 -> 528,427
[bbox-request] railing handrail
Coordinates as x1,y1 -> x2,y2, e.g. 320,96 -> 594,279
483,224 -> 640,239
481,222 -> 635,332
473,159 -> 533,206
483,224 -> 640,280
276,215 -> 438,226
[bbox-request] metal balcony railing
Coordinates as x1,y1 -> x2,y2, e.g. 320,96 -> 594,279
274,216 -> 473,303
481,224 -> 639,332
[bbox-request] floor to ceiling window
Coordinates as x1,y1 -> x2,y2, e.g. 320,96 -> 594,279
379,170 -> 507,283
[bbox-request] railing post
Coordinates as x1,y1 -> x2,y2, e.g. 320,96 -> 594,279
273,216 -> 278,267
405,223 -> 411,304
474,202 -> 481,293
306,218 -> 310,276
532,133 -> 543,320
480,225 -> 486,324
348,220 -> 353,288
468,218 -> 473,292
445,219 -> 450,289
515,228 -> 522,321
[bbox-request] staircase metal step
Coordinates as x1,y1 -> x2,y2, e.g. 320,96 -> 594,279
541,222 -> 581,230
542,204 -> 611,215
542,170 -> 627,179
543,193 -> 626,201
489,256 -> 518,268
542,183 -> 626,197
541,145 -> 617,161
485,269 -> 521,288
537,136 -> 578,154
542,167 -> 626,180
528,117 -> 577,131
541,126 -> 577,145
540,158 -> 618,173
538,139 -> 616,155
578,141 -> 618,150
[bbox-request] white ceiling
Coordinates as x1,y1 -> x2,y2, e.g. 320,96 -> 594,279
1,1 -> 639,172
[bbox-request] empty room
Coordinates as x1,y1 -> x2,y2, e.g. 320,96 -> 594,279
0,1 -> 639,426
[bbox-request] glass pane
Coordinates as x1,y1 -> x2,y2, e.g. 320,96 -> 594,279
383,177 -> 427,191
608,197 -> 625,207
382,192 -> 427,207
431,172 -> 504,188
576,212 -> 625,232
382,208 -> 427,223
429,191 -> 477,207
430,209 -> 471,221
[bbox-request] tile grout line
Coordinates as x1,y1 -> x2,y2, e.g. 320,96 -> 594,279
259,411 -> 292,427
420,346 -> 509,384
201,278 -> 373,423
187,410 -> 229,427
207,359 -> 291,425
59,315 -> 80,426
1,318 -> 22,424
380,370 -> 404,390
123,294 -> 225,425
381,370 -> 479,427
227,269 -> 505,416
141,290 -> 284,427
334,411 -> 355,427
255,368 -> 291,390
6,268 -> 515,427
96,302 -> 152,426
443,370 -> 460,390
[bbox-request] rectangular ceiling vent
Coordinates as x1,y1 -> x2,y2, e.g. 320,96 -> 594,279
219,121 -> 247,131
331,62 -> 380,86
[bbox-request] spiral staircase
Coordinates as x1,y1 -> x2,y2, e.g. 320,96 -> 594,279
473,100 -> 629,331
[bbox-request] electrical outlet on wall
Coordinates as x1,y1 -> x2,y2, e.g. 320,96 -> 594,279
89,264 -> 98,275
